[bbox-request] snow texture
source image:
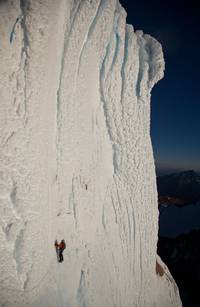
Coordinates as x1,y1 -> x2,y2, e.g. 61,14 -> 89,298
0,0 -> 181,306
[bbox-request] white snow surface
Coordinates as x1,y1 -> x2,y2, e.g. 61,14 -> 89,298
0,1 -> 181,306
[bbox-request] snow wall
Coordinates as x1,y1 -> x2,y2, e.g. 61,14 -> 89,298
0,1 -> 182,306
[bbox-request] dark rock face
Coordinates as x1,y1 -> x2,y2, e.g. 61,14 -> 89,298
158,230 -> 200,306
157,170 -> 200,204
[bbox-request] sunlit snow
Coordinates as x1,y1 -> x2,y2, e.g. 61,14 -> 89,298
0,0 -> 181,306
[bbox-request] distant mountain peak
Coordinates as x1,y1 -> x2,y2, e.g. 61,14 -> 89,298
157,170 -> 200,204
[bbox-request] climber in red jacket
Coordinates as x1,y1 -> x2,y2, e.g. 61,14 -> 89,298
55,239 -> 66,263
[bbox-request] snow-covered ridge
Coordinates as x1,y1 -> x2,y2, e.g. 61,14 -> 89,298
0,0 -> 181,306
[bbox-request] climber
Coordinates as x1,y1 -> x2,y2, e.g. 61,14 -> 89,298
59,239 -> 66,262
55,239 -> 66,263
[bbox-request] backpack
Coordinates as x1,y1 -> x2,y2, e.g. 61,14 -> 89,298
60,240 -> 66,250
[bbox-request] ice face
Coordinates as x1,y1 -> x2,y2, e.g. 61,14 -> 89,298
0,1 -> 181,306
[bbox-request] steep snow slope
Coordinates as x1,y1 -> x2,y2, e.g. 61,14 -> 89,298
0,0 -> 181,306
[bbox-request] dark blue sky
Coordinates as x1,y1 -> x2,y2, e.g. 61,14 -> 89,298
120,0 -> 200,174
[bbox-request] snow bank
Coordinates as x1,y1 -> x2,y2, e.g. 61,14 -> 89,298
0,0 -> 181,306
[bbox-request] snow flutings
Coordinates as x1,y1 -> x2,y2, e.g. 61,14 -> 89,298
0,1 -> 180,306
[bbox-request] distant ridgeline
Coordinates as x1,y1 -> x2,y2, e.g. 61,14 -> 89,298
157,170 -> 200,306
157,170 -> 200,205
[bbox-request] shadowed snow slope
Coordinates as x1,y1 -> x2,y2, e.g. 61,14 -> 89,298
0,0 -> 181,306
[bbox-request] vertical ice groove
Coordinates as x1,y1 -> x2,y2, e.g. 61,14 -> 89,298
125,202 -> 131,246
131,208 -> 136,274
70,0 -> 82,26
20,0 -> 29,51
87,0 -> 107,39
56,1 -> 86,183
77,270 -> 87,307
2,131 -> 15,147
110,32 -> 120,71
102,203 -> 106,230
136,35 -> 146,99
113,176 -> 122,211
99,9 -> 124,174
120,26 -> 129,111
72,176 -> 78,229
102,184 -> 110,230
144,40 -> 154,84
56,8 -> 69,127
56,0 -> 84,130
8,182 -> 26,285
10,14 -> 23,44
10,185 -> 17,209
99,42 -> 116,169
99,11 -> 127,176
111,191 -> 118,224
13,226 -> 26,288
76,0 -> 103,76
19,0 -> 29,120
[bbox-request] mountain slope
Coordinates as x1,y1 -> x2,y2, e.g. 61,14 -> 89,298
0,1 -> 181,306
